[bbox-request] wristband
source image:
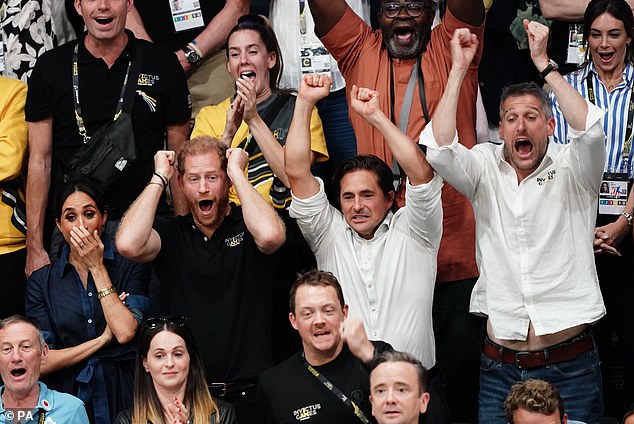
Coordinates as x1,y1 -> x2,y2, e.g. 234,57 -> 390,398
153,171 -> 169,188
98,286 -> 117,300
622,211 -> 633,227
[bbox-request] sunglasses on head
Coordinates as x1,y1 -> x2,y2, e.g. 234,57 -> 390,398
142,316 -> 188,330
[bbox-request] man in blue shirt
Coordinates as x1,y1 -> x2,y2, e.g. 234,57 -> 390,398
0,316 -> 89,424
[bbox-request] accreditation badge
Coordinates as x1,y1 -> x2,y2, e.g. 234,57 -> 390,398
300,42 -> 331,76
170,0 -> 204,33
566,23 -> 585,65
599,173 -> 630,215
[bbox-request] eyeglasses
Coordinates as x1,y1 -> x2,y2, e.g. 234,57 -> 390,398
142,316 -> 188,330
381,2 -> 433,18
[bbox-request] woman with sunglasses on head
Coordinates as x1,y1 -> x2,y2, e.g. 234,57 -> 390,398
25,182 -> 150,424
191,14 -> 329,210
549,0 -> 634,408
114,317 -> 237,424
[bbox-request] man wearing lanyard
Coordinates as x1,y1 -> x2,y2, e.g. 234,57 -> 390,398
259,270 -> 391,424
306,0 -> 485,420
126,0 -> 249,116
0,316 -> 89,424
24,0 -> 191,277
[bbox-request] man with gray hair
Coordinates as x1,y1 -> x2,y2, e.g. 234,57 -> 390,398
370,350 -> 430,424
0,316 -> 89,424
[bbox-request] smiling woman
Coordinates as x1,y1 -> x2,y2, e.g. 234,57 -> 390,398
113,317 -> 237,424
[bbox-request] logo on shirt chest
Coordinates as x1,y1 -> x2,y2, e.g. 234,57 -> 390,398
537,169 -> 556,186
225,232 -> 244,247
293,403 -> 321,421
138,73 -> 159,86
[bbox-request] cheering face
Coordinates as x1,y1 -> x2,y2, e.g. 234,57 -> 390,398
370,361 -> 429,424
226,29 -> 277,103
75,0 -> 131,45
56,190 -> 107,244
379,0 -> 435,59
290,284 -> 348,361
588,12 -> 631,79
0,322 -> 48,400
339,169 -> 394,240
143,330 -> 191,395
499,94 -> 555,181
179,152 -> 231,235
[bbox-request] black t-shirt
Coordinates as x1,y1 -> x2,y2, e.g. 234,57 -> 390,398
25,31 -> 191,219
134,0 -> 225,51
258,343 -> 391,424
153,207 -> 277,382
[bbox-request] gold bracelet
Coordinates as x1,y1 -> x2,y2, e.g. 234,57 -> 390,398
97,286 -> 117,300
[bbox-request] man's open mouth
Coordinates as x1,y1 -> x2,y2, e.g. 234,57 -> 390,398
95,17 -> 114,25
515,139 -> 533,156
199,200 -> 213,212
10,368 -> 26,377
393,26 -> 415,44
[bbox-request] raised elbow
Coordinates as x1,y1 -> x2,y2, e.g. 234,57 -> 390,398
114,328 -> 136,345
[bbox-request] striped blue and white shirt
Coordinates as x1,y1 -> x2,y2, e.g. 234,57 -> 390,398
550,61 -> 634,177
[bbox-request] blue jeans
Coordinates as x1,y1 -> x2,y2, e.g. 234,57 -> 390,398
479,344 -> 603,424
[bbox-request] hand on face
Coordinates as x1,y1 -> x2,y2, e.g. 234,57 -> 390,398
523,19 -> 550,70
298,73 -> 333,105
350,85 -> 384,125
235,76 -> 259,123
154,150 -> 176,181
165,396 -> 190,424
450,28 -> 478,73
70,226 -> 104,270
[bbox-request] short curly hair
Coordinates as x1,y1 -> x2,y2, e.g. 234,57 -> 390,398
504,379 -> 565,423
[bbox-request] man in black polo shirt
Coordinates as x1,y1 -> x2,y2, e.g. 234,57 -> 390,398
116,136 -> 286,423
24,0 -> 191,276
258,270 -> 391,424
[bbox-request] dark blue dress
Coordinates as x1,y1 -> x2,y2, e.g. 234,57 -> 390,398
26,240 -> 150,424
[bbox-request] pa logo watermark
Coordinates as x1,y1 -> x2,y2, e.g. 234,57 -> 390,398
4,408 -> 37,423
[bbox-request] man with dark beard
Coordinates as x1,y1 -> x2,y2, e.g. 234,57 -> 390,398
307,0 -> 485,421
115,136 -> 286,423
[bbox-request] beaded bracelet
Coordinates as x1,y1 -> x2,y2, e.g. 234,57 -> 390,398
153,171 -> 169,188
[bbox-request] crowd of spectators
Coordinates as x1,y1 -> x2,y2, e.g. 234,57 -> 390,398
1,0 -> 634,423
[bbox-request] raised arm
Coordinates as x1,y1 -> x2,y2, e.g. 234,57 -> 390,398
285,74 -> 331,199
430,28 -> 478,148
349,85 -> 433,186
525,19 -> 588,129
226,147 -> 285,254
115,152 -> 171,263
25,119 -> 53,277
538,0 -> 590,21
448,0 -> 485,26
166,121 -> 190,216
307,0 -> 348,37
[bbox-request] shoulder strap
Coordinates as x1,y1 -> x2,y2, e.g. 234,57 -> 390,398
122,41 -> 143,114
301,354 -> 370,424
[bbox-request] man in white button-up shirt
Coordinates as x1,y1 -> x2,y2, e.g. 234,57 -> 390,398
285,73 -> 446,421
419,21 -> 606,424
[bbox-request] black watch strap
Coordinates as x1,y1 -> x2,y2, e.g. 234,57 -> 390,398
540,60 -> 559,79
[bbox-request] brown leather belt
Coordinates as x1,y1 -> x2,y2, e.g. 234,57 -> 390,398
483,332 -> 593,369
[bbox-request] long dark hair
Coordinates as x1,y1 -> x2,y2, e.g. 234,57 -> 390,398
131,317 -> 218,424
583,0 -> 634,64
226,14 -> 284,91
53,181 -> 106,220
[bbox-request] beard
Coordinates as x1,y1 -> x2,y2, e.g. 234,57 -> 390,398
381,22 -> 430,59
189,192 -> 230,232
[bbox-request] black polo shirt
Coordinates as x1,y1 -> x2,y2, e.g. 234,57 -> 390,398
25,31 -> 191,219
153,206 -> 277,383
134,1 -> 224,51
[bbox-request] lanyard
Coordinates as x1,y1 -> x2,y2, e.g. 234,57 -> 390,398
38,409 -> 45,424
72,43 -> 132,143
299,0 -> 307,36
388,56 -> 429,184
301,354 -> 370,424
586,74 -> 634,174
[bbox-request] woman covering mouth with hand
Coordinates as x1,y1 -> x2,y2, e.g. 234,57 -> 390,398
192,14 -> 328,210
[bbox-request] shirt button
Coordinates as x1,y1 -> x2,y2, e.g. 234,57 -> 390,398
203,237 -> 208,241
87,319 -> 93,324
371,307 -> 376,312
88,292 -> 93,297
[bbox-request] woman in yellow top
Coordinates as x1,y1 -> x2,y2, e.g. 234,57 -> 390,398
192,14 -> 328,209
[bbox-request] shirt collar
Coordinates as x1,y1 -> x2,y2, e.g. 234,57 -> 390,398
584,61 -> 634,87
78,28 -> 138,65
0,382 -> 52,413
